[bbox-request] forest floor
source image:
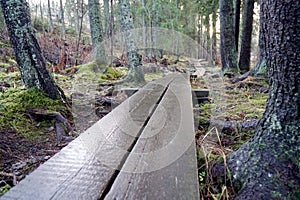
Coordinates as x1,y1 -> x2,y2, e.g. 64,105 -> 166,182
0,29 -> 269,198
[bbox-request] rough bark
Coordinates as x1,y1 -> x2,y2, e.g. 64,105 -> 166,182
0,0 -> 66,101
226,1 -> 300,199
88,0 -> 105,64
0,4 -> 5,31
119,0 -> 145,83
47,0 -> 53,32
238,0 -> 254,73
234,0 -> 241,51
219,0 -> 238,74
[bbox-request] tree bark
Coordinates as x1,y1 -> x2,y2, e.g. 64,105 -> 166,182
212,11 -> 217,64
0,0 -> 66,102
226,1 -> 300,198
234,0 -> 241,51
238,0 -> 254,73
88,0 -> 105,64
219,0 -> 238,74
47,0 -> 54,32
119,0 -> 145,83
103,0 -> 110,39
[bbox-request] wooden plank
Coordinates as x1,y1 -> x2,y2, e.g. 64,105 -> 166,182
103,74 -> 200,199
0,76 -> 174,200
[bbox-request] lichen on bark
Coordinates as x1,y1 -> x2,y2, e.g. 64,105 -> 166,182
119,0 -> 145,84
217,0 -> 300,199
0,0 -> 66,101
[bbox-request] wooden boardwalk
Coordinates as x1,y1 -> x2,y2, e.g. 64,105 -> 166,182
0,73 -> 199,200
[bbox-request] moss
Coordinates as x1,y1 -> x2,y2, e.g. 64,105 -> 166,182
0,62 -> 10,68
0,72 -> 23,87
0,41 -> 10,48
0,183 -> 10,196
144,72 -> 164,82
0,88 -> 66,140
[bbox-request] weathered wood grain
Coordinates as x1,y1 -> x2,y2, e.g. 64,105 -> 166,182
103,74 -> 199,200
0,74 -> 199,200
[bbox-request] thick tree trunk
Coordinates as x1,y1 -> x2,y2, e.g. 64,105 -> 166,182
219,0 -> 238,74
0,0 -> 65,101
88,0 -> 105,64
234,0 -> 241,51
226,1 -> 300,199
47,0 -> 53,32
119,0 -> 145,83
59,0 -> 66,39
238,0 -> 254,73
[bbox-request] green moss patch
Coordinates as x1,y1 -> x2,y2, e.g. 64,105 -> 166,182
0,88 -> 67,139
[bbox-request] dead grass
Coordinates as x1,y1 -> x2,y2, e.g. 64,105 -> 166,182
194,76 -> 269,199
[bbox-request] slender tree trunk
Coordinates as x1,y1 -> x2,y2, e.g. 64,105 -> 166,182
59,0 -> 66,39
47,0 -> 54,32
0,0 -> 66,101
119,0 -> 145,83
88,0 -> 105,64
234,0 -> 241,51
103,0 -> 110,39
225,1 -> 300,198
40,1 -> 45,34
75,0 -> 80,39
204,14 -> 210,59
141,0 -> 148,59
251,2 -> 266,77
212,11 -> 217,64
238,0 -> 254,73
219,0 -> 238,74
110,0 -> 114,63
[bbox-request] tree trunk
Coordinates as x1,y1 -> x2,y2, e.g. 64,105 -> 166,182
119,0 -> 145,84
141,0 -> 148,59
212,11 -> 217,64
47,0 -> 53,32
234,0 -> 241,51
219,0 -> 238,74
59,0 -> 66,39
226,1 -> 300,198
0,4 -> 4,31
88,0 -> 105,64
39,1 -> 45,34
238,0 -> 254,73
251,2 -> 267,77
204,14 -> 210,59
103,0 -> 110,39
110,0 -> 114,63
75,0 -> 80,39
0,0 -> 66,101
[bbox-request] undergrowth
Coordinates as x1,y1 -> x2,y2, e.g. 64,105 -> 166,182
0,88 -> 67,140
195,76 -> 269,199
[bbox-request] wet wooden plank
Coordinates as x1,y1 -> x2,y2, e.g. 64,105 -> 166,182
0,76 -> 174,200
104,74 -> 200,199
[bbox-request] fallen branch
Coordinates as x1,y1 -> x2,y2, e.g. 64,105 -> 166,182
231,71 -> 251,83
